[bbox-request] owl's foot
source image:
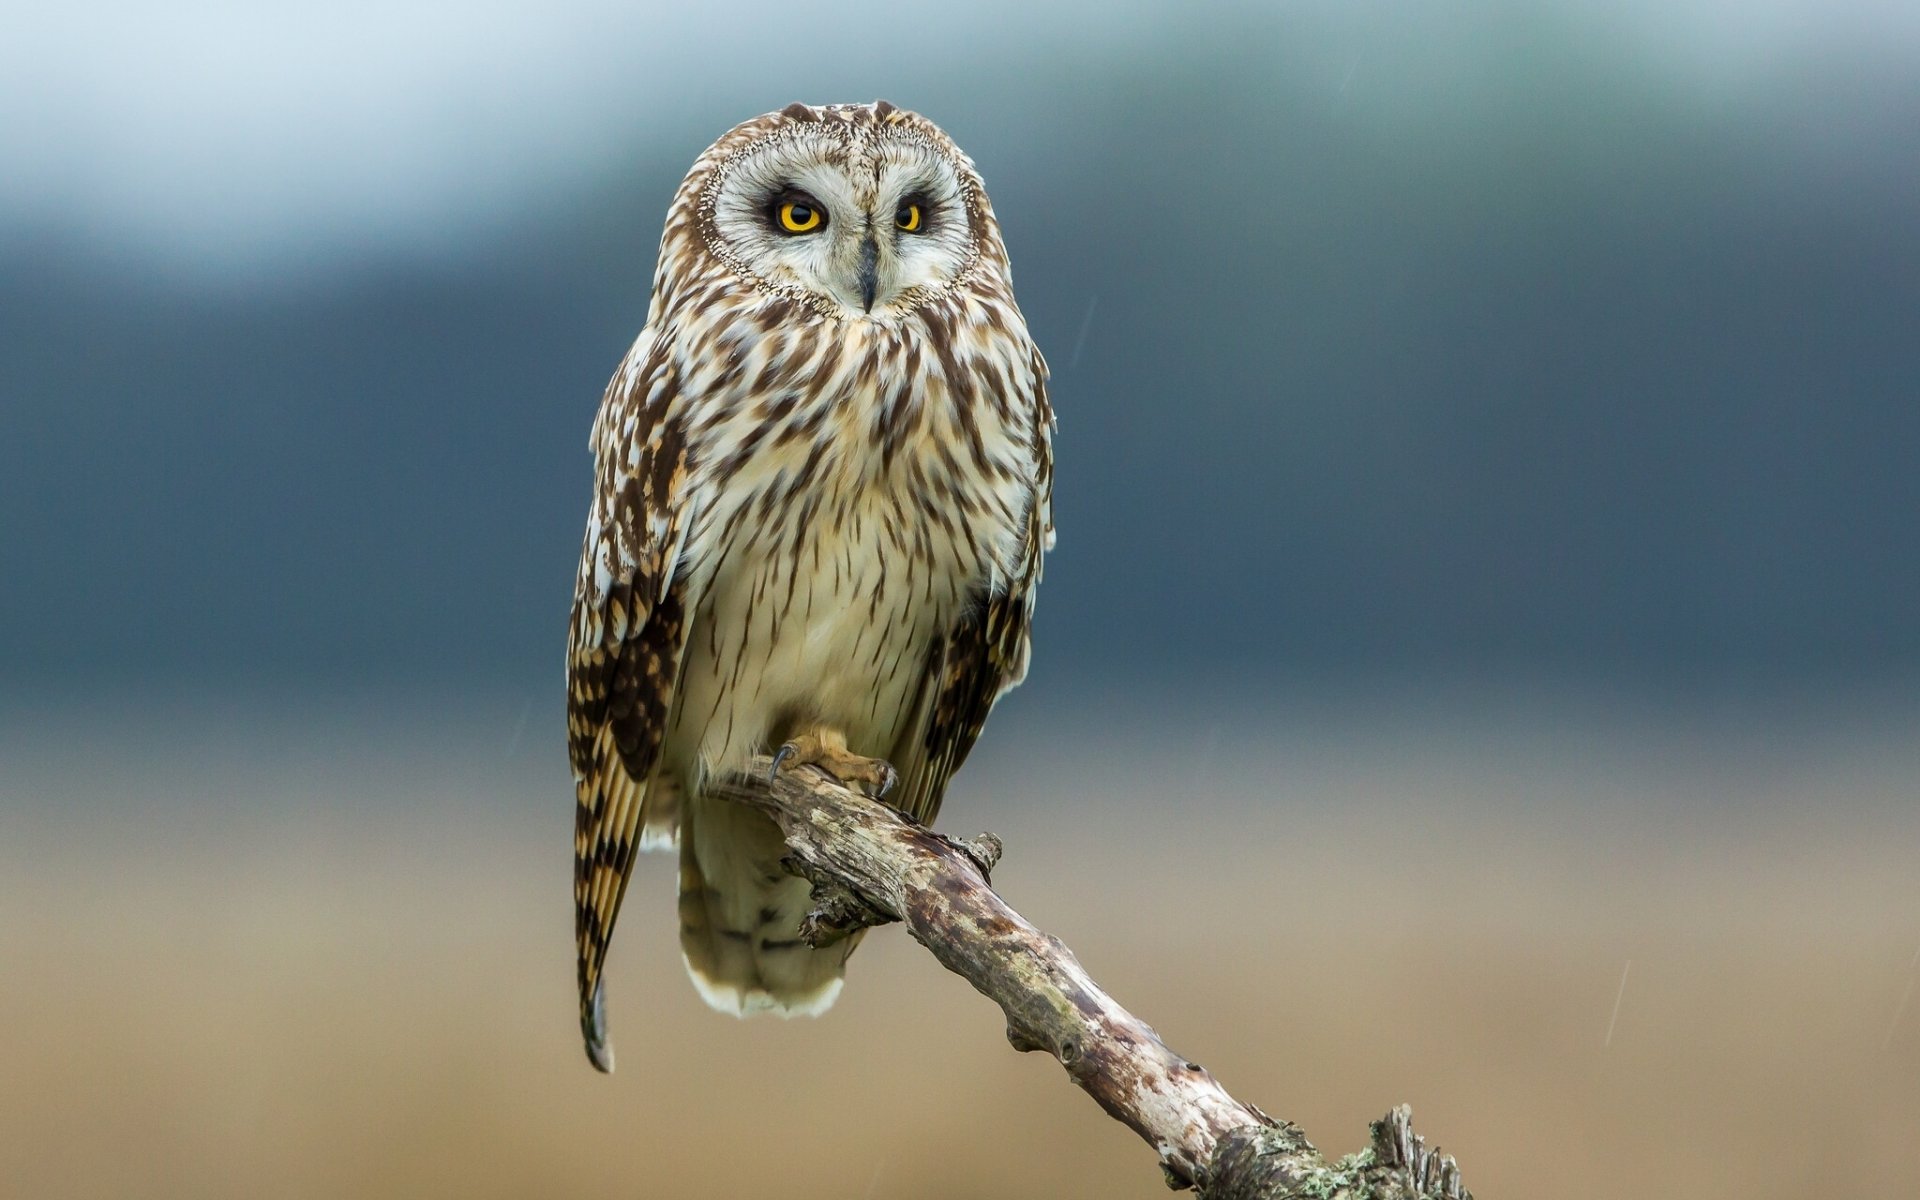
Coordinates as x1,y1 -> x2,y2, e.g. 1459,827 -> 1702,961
769,728 -> 899,800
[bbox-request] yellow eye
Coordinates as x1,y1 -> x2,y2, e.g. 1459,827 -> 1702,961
779,201 -> 823,233
895,202 -> 922,232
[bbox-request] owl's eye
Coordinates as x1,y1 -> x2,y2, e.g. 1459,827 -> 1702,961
895,202 -> 923,232
777,198 -> 824,234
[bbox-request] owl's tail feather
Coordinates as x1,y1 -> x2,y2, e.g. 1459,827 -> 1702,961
678,795 -> 860,1016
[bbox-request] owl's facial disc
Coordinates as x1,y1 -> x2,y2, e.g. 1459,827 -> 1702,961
706,128 -> 976,317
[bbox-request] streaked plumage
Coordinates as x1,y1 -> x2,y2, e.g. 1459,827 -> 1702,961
568,101 -> 1053,1071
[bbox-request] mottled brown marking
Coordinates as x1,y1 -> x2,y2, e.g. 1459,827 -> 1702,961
567,100 -> 1053,1062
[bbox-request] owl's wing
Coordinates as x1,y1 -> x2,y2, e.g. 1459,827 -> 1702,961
568,329 -> 693,1072
891,349 -> 1055,825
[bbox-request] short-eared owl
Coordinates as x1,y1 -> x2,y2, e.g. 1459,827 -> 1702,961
569,101 -> 1054,1071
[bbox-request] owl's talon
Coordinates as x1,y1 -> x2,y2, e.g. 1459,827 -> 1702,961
770,729 -> 898,800
769,743 -> 797,781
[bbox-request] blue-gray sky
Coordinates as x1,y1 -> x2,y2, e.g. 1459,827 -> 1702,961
4,1 -> 1918,695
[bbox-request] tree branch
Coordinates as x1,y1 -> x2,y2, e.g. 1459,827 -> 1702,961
714,760 -> 1474,1199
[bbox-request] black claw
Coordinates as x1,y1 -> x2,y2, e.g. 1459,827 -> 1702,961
769,743 -> 796,781
876,764 -> 899,799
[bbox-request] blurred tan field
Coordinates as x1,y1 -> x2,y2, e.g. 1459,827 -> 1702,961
3,688 -> 1917,1199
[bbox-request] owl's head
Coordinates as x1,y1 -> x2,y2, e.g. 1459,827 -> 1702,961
679,101 -> 1002,320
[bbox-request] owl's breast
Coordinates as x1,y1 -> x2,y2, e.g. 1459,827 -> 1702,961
678,312 -> 1039,601
666,327 -> 1039,777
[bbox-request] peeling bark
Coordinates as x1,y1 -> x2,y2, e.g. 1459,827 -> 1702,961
715,762 -> 1473,1199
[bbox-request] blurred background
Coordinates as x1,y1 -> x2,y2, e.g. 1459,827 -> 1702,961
3,1 -> 1917,1196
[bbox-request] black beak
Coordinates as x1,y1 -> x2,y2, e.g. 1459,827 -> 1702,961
858,233 -> 878,312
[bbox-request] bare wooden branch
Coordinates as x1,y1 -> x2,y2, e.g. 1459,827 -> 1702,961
715,760 -> 1474,1199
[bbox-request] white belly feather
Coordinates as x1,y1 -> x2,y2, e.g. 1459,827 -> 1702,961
662,403 -> 1026,793
669,492 -> 958,782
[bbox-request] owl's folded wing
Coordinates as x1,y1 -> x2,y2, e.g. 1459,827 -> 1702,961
568,330 -> 694,1072
891,349 -> 1055,825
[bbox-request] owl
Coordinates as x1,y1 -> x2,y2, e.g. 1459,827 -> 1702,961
568,101 -> 1054,1071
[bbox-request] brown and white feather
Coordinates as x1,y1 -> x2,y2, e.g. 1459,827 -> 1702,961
568,101 -> 1053,1070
